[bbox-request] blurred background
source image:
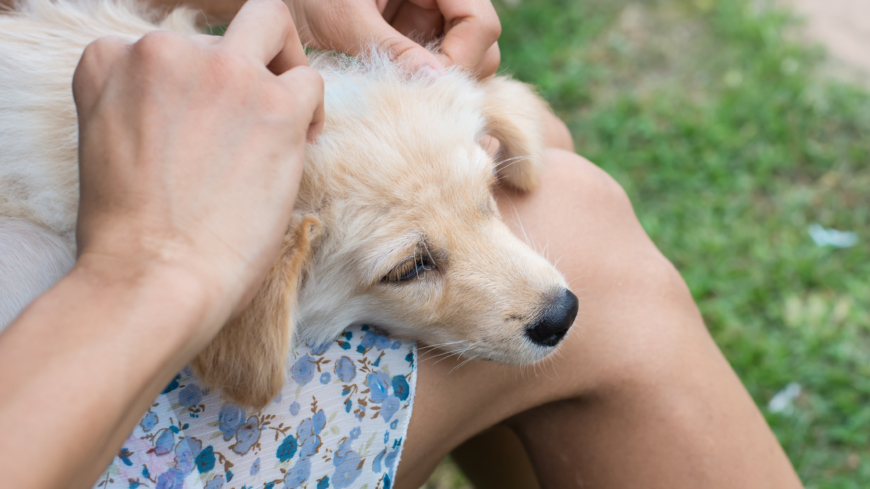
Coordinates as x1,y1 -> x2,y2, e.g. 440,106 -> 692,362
423,0 -> 870,487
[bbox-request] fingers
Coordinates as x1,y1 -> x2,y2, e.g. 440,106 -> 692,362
293,0 -> 501,77
466,41 -> 500,78
388,0 -> 501,77
362,8 -> 447,72
390,1 -> 444,41
436,0 -> 501,73
72,36 -> 130,119
377,24 -> 445,72
278,66 -> 325,142
221,0 -> 308,74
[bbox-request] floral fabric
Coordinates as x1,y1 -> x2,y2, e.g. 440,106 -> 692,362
94,325 -> 416,489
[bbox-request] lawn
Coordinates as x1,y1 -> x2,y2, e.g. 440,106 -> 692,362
428,0 -> 870,487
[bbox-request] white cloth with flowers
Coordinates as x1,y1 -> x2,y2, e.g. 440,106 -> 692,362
94,324 -> 416,489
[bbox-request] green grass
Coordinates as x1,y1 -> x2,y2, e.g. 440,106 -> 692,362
492,0 -> 870,486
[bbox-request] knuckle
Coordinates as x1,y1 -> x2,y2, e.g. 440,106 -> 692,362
133,31 -> 185,66
79,36 -> 126,68
250,0 -> 293,24
484,44 -> 501,74
278,67 -> 323,107
476,4 -> 502,41
484,15 -> 502,41
295,66 -> 325,92
74,36 -> 128,94
77,43 -> 101,78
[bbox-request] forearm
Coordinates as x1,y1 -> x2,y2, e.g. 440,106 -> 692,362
0,256 -> 217,489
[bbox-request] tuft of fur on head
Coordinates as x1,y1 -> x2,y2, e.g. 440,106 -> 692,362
0,0 -> 566,410
305,47 -> 548,193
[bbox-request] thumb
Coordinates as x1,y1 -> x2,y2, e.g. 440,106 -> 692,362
372,21 -> 444,74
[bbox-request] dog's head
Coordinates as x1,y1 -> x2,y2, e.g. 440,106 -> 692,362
195,53 -> 578,408
297,55 -> 578,362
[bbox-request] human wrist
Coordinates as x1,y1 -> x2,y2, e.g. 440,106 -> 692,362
71,251 -> 228,353
0,250 -> 228,489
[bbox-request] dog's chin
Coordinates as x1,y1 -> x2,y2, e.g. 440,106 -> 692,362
445,337 -> 566,366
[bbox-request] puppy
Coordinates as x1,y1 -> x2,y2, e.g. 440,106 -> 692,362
0,0 -> 579,408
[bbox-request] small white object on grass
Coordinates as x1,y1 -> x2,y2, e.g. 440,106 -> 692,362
768,382 -> 802,414
808,223 -> 858,248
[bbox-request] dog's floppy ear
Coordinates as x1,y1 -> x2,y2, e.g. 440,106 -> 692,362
192,214 -> 321,409
481,76 -> 548,192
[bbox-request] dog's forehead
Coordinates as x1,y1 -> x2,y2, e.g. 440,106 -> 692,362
317,72 -> 498,197
322,67 -> 490,143
305,63 -> 507,250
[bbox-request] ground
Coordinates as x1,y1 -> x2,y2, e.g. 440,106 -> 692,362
781,0 -> 870,87
423,0 -> 870,487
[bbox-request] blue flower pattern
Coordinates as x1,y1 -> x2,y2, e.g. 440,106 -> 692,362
94,324 -> 415,489
217,403 -> 245,441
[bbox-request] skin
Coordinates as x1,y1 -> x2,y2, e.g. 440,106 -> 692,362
140,0 -> 502,76
397,147 -> 803,488
0,1 -> 323,487
0,0 -> 803,487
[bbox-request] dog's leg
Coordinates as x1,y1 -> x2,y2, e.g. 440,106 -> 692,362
0,219 -> 74,331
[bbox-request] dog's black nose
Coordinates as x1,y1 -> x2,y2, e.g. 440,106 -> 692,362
525,290 -> 579,347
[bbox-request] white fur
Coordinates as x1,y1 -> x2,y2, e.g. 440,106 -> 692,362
0,219 -> 74,329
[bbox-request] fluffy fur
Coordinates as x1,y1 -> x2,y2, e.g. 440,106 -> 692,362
0,0 -> 571,408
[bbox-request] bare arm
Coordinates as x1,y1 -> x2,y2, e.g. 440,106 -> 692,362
0,1 -> 323,487
0,258 -> 216,488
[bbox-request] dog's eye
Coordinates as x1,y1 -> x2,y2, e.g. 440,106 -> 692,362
382,256 -> 436,283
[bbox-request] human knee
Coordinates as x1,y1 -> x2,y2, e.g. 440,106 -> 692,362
541,110 -> 575,152
579,267 -> 707,401
533,149 -> 668,277
541,148 -> 634,216
543,148 -> 621,189
527,151 -> 707,396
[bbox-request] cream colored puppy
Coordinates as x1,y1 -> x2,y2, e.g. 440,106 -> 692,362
0,0 -> 579,408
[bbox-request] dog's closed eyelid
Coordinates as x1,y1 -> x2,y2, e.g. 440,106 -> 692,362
381,255 -> 436,283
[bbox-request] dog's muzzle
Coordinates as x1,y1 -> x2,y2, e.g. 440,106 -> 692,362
525,289 -> 579,347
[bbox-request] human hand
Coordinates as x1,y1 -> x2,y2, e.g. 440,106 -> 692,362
72,0 -> 324,334
288,0 -> 501,78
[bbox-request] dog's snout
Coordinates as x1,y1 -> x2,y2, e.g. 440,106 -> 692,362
525,290 -> 579,347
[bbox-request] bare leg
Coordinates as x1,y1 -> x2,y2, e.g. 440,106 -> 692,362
451,425 -> 540,489
396,149 -> 802,488
447,108 -> 574,489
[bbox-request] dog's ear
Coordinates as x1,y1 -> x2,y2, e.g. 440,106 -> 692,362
192,214 -> 321,409
481,76 -> 548,192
